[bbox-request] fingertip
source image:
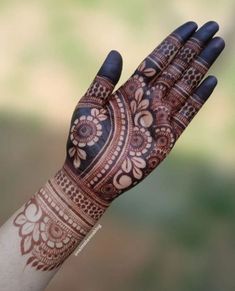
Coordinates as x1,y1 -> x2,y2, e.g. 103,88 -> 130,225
205,75 -> 218,87
173,21 -> 198,41
98,50 -> 123,85
212,36 -> 226,50
192,21 -> 219,43
203,21 -> 219,32
198,37 -> 225,65
194,75 -> 218,102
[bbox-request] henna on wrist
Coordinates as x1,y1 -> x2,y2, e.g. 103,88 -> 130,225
13,169 -> 110,271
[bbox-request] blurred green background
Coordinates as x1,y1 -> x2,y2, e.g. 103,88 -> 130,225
0,0 -> 235,290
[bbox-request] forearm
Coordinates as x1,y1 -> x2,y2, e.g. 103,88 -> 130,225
0,166 -> 109,291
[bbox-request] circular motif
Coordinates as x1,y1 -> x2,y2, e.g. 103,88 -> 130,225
100,183 -> 118,201
148,156 -> 161,169
155,127 -> 175,152
70,116 -> 102,147
48,223 -> 64,240
41,217 -> 70,249
124,75 -> 145,96
130,127 -> 152,156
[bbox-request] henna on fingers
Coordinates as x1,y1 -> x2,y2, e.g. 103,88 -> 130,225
13,21 -> 225,271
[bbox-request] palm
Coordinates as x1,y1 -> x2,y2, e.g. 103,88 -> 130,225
65,21 -> 224,202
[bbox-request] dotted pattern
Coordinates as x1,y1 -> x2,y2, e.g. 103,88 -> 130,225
86,76 -> 113,100
55,170 -> 105,220
149,34 -> 181,69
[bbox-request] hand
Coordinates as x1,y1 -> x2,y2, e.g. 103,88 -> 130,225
64,21 -> 225,203
13,21 -> 225,272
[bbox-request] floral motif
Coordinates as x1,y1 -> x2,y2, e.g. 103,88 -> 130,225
129,126 -> 152,156
14,199 -> 43,254
14,196 -> 78,271
138,60 -> 157,77
155,126 -> 175,153
113,126 -> 152,189
124,74 -> 145,96
130,88 -> 153,128
69,108 -> 107,169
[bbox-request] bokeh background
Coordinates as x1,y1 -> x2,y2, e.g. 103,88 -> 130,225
0,0 -> 235,290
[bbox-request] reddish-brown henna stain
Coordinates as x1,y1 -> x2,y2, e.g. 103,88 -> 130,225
14,32 -> 209,271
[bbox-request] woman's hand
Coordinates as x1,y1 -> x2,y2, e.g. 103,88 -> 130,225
11,21 -> 225,274
65,21 -> 225,202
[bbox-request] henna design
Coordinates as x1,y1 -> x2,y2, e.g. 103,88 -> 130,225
64,32 -> 210,198
14,171 -> 108,271
13,22 -> 224,271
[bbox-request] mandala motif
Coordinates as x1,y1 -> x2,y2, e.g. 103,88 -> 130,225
155,127 -> 175,153
14,196 -> 79,271
123,74 -> 145,96
130,87 -> 153,128
69,108 -> 107,169
129,126 -> 152,156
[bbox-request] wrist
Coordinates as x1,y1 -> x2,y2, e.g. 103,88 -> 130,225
13,167 -> 110,271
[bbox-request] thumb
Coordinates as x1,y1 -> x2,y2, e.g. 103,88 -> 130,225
84,50 -> 123,105
98,50 -> 123,85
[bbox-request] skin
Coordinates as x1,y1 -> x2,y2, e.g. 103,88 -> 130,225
0,21 -> 225,291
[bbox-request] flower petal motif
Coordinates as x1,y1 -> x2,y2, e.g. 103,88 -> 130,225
138,61 -> 146,72
14,214 -> 27,226
32,223 -> 40,242
77,148 -> 87,160
21,235 -> 33,254
138,99 -> 149,111
132,156 -> 146,169
73,155 -> 81,169
143,67 -> 156,77
91,108 -> 107,121
21,222 -> 35,235
97,114 -> 107,121
122,157 -> 132,173
133,166 -> 143,179
130,100 -> 137,114
135,88 -> 144,103
25,203 -> 42,222
68,147 -> 76,157
91,108 -> 99,117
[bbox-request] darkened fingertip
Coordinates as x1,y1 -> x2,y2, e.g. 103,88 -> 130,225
194,76 -> 218,101
198,37 -> 225,65
173,21 -> 198,41
193,21 -> 219,43
97,50 -> 123,85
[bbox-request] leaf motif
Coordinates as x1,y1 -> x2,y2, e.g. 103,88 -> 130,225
68,147 -> 76,157
133,166 -> 143,179
134,110 -> 153,128
135,88 -> 144,103
14,214 -> 27,226
32,223 -> 40,242
122,158 -> 132,173
91,108 -> 99,117
130,100 -> 137,113
73,156 -> 81,169
97,114 -> 107,121
21,235 -> 33,254
132,157 -> 146,169
138,61 -> 146,72
21,222 -> 35,235
77,148 -> 87,160
143,68 -> 156,77
138,99 -> 149,111
25,203 -> 42,222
